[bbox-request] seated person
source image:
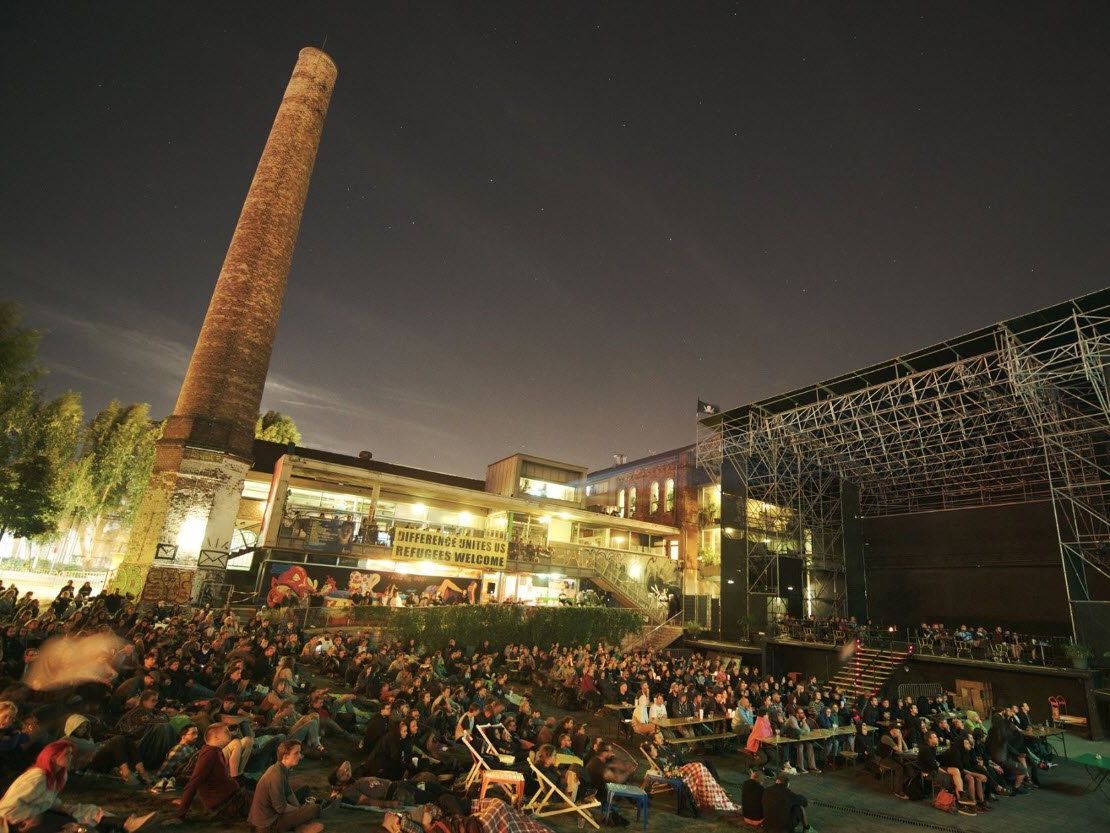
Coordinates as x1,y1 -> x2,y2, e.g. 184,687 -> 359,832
630,695 -> 657,736
761,772 -> 812,833
782,708 -> 820,775
175,724 -> 253,822
248,739 -> 323,833
740,768 -> 764,828
0,739 -> 155,833
876,726 -> 909,800
535,743 -> 592,802
152,723 -> 200,787
940,735 -> 987,813
63,713 -> 153,785
744,709 -> 774,768
640,736 -> 737,813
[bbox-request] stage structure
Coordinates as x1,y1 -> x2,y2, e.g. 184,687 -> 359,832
697,288 -> 1110,650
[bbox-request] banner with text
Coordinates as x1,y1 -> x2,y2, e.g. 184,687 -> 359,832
392,527 -> 508,571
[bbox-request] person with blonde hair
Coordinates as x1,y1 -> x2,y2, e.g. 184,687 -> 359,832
631,693 -> 657,735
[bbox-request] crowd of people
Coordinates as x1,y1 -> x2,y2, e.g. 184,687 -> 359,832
0,576 -> 1076,833
775,615 -> 1061,666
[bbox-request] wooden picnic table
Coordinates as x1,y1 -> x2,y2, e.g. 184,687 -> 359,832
655,714 -> 731,729
1024,725 -> 1069,757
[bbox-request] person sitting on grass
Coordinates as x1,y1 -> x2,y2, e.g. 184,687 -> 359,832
761,772 -> 815,833
248,739 -> 324,833
174,724 -> 253,823
0,739 -> 155,833
740,768 -> 765,828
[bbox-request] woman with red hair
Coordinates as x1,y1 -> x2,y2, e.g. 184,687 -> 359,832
0,739 -> 153,833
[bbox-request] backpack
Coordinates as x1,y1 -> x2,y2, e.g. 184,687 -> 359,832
933,789 -> 957,813
905,772 -> 926,801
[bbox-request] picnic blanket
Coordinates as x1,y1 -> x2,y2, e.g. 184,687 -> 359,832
678,762 -> 737,812
475,797 -> 555,833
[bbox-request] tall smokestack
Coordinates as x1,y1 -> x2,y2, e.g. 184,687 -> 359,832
113,48 -> 337,599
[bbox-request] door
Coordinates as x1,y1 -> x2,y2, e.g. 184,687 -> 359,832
955,679 -> 992,715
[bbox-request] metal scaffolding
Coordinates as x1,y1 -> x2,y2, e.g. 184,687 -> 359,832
697,289 -> 1110,641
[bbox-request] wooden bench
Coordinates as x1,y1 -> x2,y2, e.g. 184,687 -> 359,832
668,732 -> 737,745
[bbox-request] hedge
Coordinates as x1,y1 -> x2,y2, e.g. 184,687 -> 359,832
337,605 -> 645,650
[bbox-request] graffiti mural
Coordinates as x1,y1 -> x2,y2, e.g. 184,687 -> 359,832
139,566 -> 196,605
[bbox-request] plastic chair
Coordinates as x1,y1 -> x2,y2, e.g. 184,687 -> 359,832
604,783 -> 650,831
479,769 -> 525,807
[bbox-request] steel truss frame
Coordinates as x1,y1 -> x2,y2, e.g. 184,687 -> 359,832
697,290 -> 1110,640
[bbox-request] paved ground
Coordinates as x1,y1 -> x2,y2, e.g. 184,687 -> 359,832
61,688 -> 1110,833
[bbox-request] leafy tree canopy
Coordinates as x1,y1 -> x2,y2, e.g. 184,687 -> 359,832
255,410 -> 301,446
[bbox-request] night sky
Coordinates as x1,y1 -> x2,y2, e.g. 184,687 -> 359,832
2,3 -> 1108,477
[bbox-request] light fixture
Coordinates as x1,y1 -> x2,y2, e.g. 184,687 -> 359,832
412,502 -> 427,516
627,562 -> 642,579
176,512 -> 208,556
727,579 -> 735,584
457,511 -> 472,527
786,586 -> 794,591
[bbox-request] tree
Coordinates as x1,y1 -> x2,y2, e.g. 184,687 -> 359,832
25,391 -> 84,533
0,304 -> 67,544
64,401 -> 159,560
255,410 -> 301,445
0,452 -> 56,541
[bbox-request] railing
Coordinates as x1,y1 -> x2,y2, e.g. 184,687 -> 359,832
507,541 -> 669,623
773,618 -> 1078,669
627,611 -> 683,652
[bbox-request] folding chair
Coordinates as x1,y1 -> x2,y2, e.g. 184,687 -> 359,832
639,745 -> 673,793
477,723 -> 516,766
460,734 -> 488,791
525,759 -> 601,829
461,735 -> 521,801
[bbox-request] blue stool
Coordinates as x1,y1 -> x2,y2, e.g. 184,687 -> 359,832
604,783 -> 650,831
642,774 -> 695,817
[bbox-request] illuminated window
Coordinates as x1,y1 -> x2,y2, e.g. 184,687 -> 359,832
618,489 -> 626,517
664,478 -> 675,512
628,487 -> 637,517
650,482 -> 660,513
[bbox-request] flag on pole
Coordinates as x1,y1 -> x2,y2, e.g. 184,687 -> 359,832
697,399 -> 720,415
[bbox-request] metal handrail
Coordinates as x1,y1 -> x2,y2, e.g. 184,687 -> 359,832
628,611 -> 683,652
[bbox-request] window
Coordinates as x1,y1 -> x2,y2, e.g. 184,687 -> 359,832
650,482 -> 660,514
618,489 -> 626,517
628,487 -> 637,517
665,478 -> 675,513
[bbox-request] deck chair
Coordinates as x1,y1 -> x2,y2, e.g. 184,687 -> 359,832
476,724 -> 516,766
639,744 -> 675,795
525,758 -> 601,829
461,734 -> 520,800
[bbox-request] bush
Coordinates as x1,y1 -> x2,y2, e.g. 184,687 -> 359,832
342,605 -> 643,650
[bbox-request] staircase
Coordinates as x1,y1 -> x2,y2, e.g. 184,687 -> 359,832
622,614 -> 684,652
590,557 -> 667,624
827,642 -> 914,701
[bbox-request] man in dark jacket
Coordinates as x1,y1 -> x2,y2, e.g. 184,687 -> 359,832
248,739 -> 323,833
740,768 -> 765,827
362,702 -> 392,752
761,773 -> 812,833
